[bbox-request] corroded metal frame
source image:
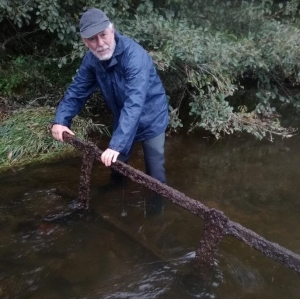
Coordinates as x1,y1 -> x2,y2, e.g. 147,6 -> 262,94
62,132 -> 300,274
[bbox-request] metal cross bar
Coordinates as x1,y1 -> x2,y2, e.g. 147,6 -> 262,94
196,209 -> 229,266
62,132 -> 300,274
78,148 -> 96,209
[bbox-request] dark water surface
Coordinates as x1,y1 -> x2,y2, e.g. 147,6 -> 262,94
1,131 -> 300,298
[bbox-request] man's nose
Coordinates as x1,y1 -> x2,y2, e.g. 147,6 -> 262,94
96,35 -> 104,47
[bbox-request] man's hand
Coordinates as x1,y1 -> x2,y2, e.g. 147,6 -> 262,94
51,124 -> 74,142
101,148 -> 120,166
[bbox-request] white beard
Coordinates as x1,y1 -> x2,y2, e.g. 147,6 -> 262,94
91,40 -> 116,61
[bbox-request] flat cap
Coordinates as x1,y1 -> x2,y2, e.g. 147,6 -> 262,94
80,8 -> 110,38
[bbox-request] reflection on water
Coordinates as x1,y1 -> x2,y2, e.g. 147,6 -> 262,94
1,131 -> 300,298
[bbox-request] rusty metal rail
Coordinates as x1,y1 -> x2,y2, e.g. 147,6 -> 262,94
62,132 -> 300,274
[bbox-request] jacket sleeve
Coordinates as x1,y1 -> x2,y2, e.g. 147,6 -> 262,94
54,53 -> 97,128
108,48 -> 150,155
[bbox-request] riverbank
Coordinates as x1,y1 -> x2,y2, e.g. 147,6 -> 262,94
0,106 -> 108,172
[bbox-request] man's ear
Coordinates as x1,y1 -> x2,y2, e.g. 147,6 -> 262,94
81,37 -> 88,47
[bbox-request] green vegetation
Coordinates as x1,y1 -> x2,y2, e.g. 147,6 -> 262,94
1,0 -> 300,167
0,107 -> 106,168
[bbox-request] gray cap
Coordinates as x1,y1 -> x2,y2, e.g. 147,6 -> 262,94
80,8 -> 110,38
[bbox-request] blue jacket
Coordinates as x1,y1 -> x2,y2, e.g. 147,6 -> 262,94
54,31 -> 169,155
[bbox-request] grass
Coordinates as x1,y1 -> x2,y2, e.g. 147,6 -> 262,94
0,107 -> 107,169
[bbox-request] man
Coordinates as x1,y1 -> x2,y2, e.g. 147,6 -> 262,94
51,8 -> 169,184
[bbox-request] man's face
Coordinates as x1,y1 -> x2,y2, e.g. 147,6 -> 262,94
83,26 -> 115,61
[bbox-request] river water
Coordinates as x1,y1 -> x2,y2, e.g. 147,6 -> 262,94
1,129 -> 300,298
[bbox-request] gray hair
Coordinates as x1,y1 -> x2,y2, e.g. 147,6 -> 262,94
108,22 -> 114,29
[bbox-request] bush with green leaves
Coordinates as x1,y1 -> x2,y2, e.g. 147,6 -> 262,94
1,0 -> 300,140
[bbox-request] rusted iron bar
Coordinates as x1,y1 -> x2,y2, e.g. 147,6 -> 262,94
62,132 -> 300,274
62,133 -> 98,209
63,132 -> 210,218
225,221 -> 300,274
196,209 -> 229,266
78,148 -> 96,209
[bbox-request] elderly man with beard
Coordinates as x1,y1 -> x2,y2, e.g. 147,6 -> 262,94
51,8 -> 169,185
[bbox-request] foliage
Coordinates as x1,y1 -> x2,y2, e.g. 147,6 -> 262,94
0,56 -> 30,96
0,55 -> 79,111
0,107 -> 108,167
122,0 -> 300,138
1,0 -> 300,140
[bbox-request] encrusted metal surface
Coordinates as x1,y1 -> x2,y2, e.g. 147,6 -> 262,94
226,221 -> 300,273
62,132 -> 300,274
196,209 -> 229,265
77,148 -> 96,209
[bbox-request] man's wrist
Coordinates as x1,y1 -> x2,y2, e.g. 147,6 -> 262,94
47,122 -> 56,133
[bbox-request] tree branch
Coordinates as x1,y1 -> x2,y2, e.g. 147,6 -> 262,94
0,29 -> 39,50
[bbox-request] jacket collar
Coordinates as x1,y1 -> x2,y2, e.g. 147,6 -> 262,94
106,30 -> 125,68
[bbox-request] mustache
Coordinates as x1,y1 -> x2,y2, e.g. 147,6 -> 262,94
96,46 -> 110,51
96,40 -> 116,52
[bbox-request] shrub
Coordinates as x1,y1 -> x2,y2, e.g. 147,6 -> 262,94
1,0 -> 300,139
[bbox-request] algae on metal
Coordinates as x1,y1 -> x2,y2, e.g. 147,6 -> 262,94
63,132 -> 300,275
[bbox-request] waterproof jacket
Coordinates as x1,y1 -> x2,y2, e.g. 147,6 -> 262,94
54,31 -> 169,155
